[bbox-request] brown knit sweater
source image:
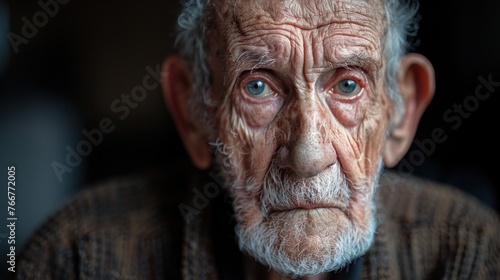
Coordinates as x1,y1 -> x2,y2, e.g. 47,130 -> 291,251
11,167 -> 500,279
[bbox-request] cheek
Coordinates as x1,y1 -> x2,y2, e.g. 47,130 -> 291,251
247,132 -> 279,181
362,101 -> 390,173
231,93 -> 284,180
328,94 -> 388,180
215,96 -> 279,184
233,91 -> 284,128
325,93 -> 369,128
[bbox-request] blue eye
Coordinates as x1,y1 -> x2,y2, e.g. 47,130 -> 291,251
337,79 -> 358,94
246,80 -> 266,95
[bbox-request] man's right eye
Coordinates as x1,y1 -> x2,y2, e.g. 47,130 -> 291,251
246,80 -> 269,96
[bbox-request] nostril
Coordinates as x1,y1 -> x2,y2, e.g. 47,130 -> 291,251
276,146 -> 291,169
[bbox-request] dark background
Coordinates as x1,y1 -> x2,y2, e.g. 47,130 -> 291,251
1,0 -> 499,276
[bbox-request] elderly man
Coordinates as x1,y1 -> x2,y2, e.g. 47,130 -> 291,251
14,0 -> 500,279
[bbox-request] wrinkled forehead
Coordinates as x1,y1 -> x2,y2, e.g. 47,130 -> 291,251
208,0 -> 386,34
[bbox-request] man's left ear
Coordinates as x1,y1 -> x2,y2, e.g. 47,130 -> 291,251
383,53 -> 435,168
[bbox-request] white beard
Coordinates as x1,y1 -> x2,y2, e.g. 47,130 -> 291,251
214,142 -> 383,278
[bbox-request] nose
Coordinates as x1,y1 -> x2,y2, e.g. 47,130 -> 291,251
277,99 -> 337,178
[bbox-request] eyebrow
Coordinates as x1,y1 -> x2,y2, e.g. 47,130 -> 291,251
231,50 -> 382,80
233,50 -> 277,73
329,54 -> 382,80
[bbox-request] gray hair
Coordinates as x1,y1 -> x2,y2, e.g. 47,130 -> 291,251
174,0 -> 421,130
383,0 -> 421,127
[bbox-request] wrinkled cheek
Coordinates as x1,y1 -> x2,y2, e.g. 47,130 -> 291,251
216,147 -> 265,227
213,116 -> 271,228
349,188 -> 375,226
211,96 -> 280,229
326,97 -> 385,187
325,96 -> 368,174
325,97 -> 368,128
360,101 -> 389,177
229,95 -> 281,179
233,94 -> 283,129
363,128 -> 386,176
228,174 -> 266,227
236,201 -> 265,228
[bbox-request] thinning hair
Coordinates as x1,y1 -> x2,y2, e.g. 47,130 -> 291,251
174,0 -> 421,131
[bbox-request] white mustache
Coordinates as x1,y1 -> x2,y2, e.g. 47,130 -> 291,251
260,161 -> 351,218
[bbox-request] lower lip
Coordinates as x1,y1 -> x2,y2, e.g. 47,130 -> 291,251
269,207 -> 346,217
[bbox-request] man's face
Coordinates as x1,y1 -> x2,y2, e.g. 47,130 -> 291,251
205,0 -> 391,276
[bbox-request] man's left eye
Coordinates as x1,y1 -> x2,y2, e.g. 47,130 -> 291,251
246,80 -> 267,96
336,79 -> 360,95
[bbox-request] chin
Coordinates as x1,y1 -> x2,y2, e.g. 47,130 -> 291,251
223,158 -> 381,278
235,201 -> 377,277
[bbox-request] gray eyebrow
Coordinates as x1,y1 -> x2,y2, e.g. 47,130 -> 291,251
233,50 -> 276,73
329,54 -> 382,80
224,49 -> 277,86
331,55 -> 381,72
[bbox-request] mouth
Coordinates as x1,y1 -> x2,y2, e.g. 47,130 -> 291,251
270,202 -> 347,215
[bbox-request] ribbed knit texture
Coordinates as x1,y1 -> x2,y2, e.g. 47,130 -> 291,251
362,172 -> 500,279
12,169 -> 500,279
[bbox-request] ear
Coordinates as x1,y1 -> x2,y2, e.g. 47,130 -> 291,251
161,55 -> 212,170
383,53 -> 435,168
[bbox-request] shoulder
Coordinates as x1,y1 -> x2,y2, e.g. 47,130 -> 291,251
377,171 -> 499,227
15,167 -> 189,279
375,171 -> 500,278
